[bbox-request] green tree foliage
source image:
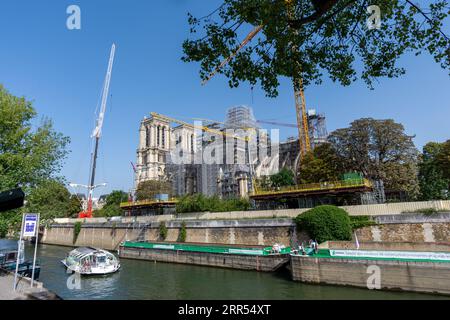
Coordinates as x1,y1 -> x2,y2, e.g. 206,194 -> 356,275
270,167 -> 295,187
349,215 -> 376,229
0,210 -> 22,237
176,194 -> 251,213
136,180 -> 172,201
94,190 -> 128,217
436,140 -> 450,181
0,85 -> 70,235
0,220 -> 8,238
182,0 -> 449,97
418,141 -> 450,200
159,221 -> 168,240
0,85 -> 70,192
328,118 -> 419,197
178,222 -> 187,242
25,180 -> 82,221
299,143 -> 342,183
73,221 -> 82,244
295,205 -> 352,243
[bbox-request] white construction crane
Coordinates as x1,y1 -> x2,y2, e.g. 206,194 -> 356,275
70,44 -> 116,218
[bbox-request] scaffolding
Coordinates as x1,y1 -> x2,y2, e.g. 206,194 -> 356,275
307,109 -> 328,149
225,105 -> 259,130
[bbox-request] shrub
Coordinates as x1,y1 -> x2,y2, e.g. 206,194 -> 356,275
159,222 -> 168,240
350,216 -> 377,229
178,222 -> 187,242
73,221 -> 82,244
176,194 -> 251,213
295,205 -> 352,243
402,208 -> 443,216
421,208 -> 439,216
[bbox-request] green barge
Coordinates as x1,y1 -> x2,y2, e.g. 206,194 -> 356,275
298,248 -> 450,263
121,241 -> 291,255
119,241 -> 291,272
290,247 -> 450,295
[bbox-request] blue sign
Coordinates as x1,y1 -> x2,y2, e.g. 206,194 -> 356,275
23,214 -> 38,237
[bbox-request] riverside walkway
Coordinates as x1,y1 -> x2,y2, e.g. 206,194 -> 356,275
0,270 -> 60,300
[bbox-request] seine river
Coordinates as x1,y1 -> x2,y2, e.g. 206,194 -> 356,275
10,241 -> 447,300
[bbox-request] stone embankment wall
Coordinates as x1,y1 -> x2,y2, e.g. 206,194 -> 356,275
42,214 -> 450,250
42,219 -> 303,250
42,201 -> 450,250
356,222 -> 450,243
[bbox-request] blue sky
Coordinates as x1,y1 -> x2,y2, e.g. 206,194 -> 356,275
1,0 -> 449,195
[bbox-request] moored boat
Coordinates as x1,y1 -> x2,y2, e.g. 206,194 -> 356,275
0,240 -> 41,280
61,247 -> 120,275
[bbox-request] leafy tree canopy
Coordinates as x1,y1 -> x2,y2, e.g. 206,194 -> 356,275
105,190 -> 129,206
436,139 -> 450,180
182,0 -> 450,97
270,167 -> 296,187
418,140 -> 450,200
25,180 -> 82,221
328,118 -> 419,196
0,85 -> 70,192
94,190 -> 128,218
0,85 -> 70,234
299,142 -> 343,183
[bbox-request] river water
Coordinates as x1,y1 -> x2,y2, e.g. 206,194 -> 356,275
4,241 -> 447,300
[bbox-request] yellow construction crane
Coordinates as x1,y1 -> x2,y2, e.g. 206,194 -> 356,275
286,0 -> 311,159
202,0 -> 311,160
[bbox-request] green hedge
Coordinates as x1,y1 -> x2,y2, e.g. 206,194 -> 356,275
295,205 -> 352,243
349,216 -> 376,229
176,194 -> 251,213
159,222 -> 168,240
73,221 -> 82,244
178,222 -> 187,242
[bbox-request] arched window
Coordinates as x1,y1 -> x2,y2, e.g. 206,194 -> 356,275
157,126 -> 160,147
162,127 -> 166,148
146,126 -> 151,147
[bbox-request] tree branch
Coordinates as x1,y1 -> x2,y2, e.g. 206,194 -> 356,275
289,0 -> 356,28
405,0 -> 450,41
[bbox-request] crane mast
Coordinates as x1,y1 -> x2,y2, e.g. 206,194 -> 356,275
286,0 -> 311,159
89,43 -> 116,188
72,44 -> 116,219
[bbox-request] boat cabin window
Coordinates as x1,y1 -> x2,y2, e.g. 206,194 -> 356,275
6,252 -> 17,262
97,255 -> 106,263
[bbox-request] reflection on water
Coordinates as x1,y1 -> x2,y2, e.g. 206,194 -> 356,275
3,241 -> 445,300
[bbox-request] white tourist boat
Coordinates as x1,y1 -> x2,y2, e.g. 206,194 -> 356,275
61,247 -> 120,275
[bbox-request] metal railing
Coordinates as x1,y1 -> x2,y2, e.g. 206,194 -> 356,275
252,178 -> 373,196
